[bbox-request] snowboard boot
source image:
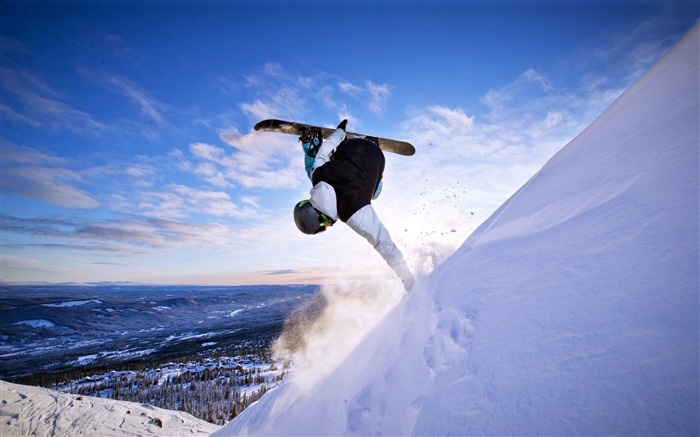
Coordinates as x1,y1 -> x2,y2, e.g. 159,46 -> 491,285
299,127 -> 323,158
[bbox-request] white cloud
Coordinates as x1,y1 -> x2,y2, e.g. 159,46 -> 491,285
238,64 -> 311,121
240,100 -> 281,121
339,81 -> 364,96
134,184 -> 254,220
338,80 -> 392,116
190,142 -> 227,162
520,69 -> 552,92
240,196 -> 260,208
170,184 -> 245,218
125,163 -> 156,179
240,87 -> 306,121
193,162 -> 229,188
366,81 -> 392,116
214,132 -> 301,190
261,62 -> 287,77
315,85 -> 339,110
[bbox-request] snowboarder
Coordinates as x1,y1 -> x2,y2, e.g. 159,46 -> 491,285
293,119 -> 415,292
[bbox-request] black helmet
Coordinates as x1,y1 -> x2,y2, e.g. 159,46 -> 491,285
294,200 -> 335,235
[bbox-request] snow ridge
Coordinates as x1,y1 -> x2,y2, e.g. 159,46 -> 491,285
217,23 -> 699,436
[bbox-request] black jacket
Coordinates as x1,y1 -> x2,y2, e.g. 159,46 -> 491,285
312,138 -> 385,222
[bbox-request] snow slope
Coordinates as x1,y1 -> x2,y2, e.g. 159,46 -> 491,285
216,23 -> 699,436
0,380 -> 220,436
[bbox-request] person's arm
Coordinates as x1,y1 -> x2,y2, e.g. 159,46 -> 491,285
346,205 -> 415,291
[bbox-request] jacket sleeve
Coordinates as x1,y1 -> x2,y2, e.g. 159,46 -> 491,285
346,205 -> 415,291
311,128 -> 346,177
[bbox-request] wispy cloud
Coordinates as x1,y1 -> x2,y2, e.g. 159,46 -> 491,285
1,67 -> 108,135
240,87 -> 305,121
100,74 -> 170,125
137,184 -> 255,219
0,103 -> 42,127
2,166 -> 99,209
66,64 -> 175,140
1,141 -> 99,208
339,80 -> 392,116
238,63 -> 309,121
520,69 -> 552,92
338,81 -> 364,96
1,213 -> 231,252
481,68 -> 555,114
1,141 -> 67,165
366,81 -> 392,116
232,64 -> 394,125
90,31 -> 146,67
592,16 -> 683,78
561,12 -> 690,95
2,241 -> 148,256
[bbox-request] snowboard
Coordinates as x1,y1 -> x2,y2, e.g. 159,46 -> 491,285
254,119 -> 415,156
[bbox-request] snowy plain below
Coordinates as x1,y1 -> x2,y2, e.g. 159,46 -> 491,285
216,23 -> 699,436
1,22 -> 697,437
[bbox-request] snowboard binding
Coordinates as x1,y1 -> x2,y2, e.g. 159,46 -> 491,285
299,127 -> 323,158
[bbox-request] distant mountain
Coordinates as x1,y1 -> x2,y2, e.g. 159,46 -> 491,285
1,284 -> 317,379
217,23 -> 699,436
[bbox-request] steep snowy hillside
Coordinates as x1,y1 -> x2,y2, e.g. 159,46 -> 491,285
216,23 -> 699,436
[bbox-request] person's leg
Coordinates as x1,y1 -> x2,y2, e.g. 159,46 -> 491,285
301,139 -> 319,180
299,127 -> 323,180
311,128 -> 346,176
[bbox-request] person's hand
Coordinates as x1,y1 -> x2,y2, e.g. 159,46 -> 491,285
337,119 -> 348,131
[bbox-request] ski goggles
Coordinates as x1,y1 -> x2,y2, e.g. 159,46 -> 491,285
300,199 -> 335,229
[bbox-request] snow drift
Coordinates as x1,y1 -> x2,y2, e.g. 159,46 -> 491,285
216,22 -> 699,436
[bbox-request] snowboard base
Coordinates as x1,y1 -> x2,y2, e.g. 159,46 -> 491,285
254,119 -> 415,156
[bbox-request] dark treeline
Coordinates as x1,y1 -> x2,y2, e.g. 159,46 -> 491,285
67,362 -> 284,424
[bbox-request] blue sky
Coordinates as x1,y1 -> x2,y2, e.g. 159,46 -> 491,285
1,1 -> 698,285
